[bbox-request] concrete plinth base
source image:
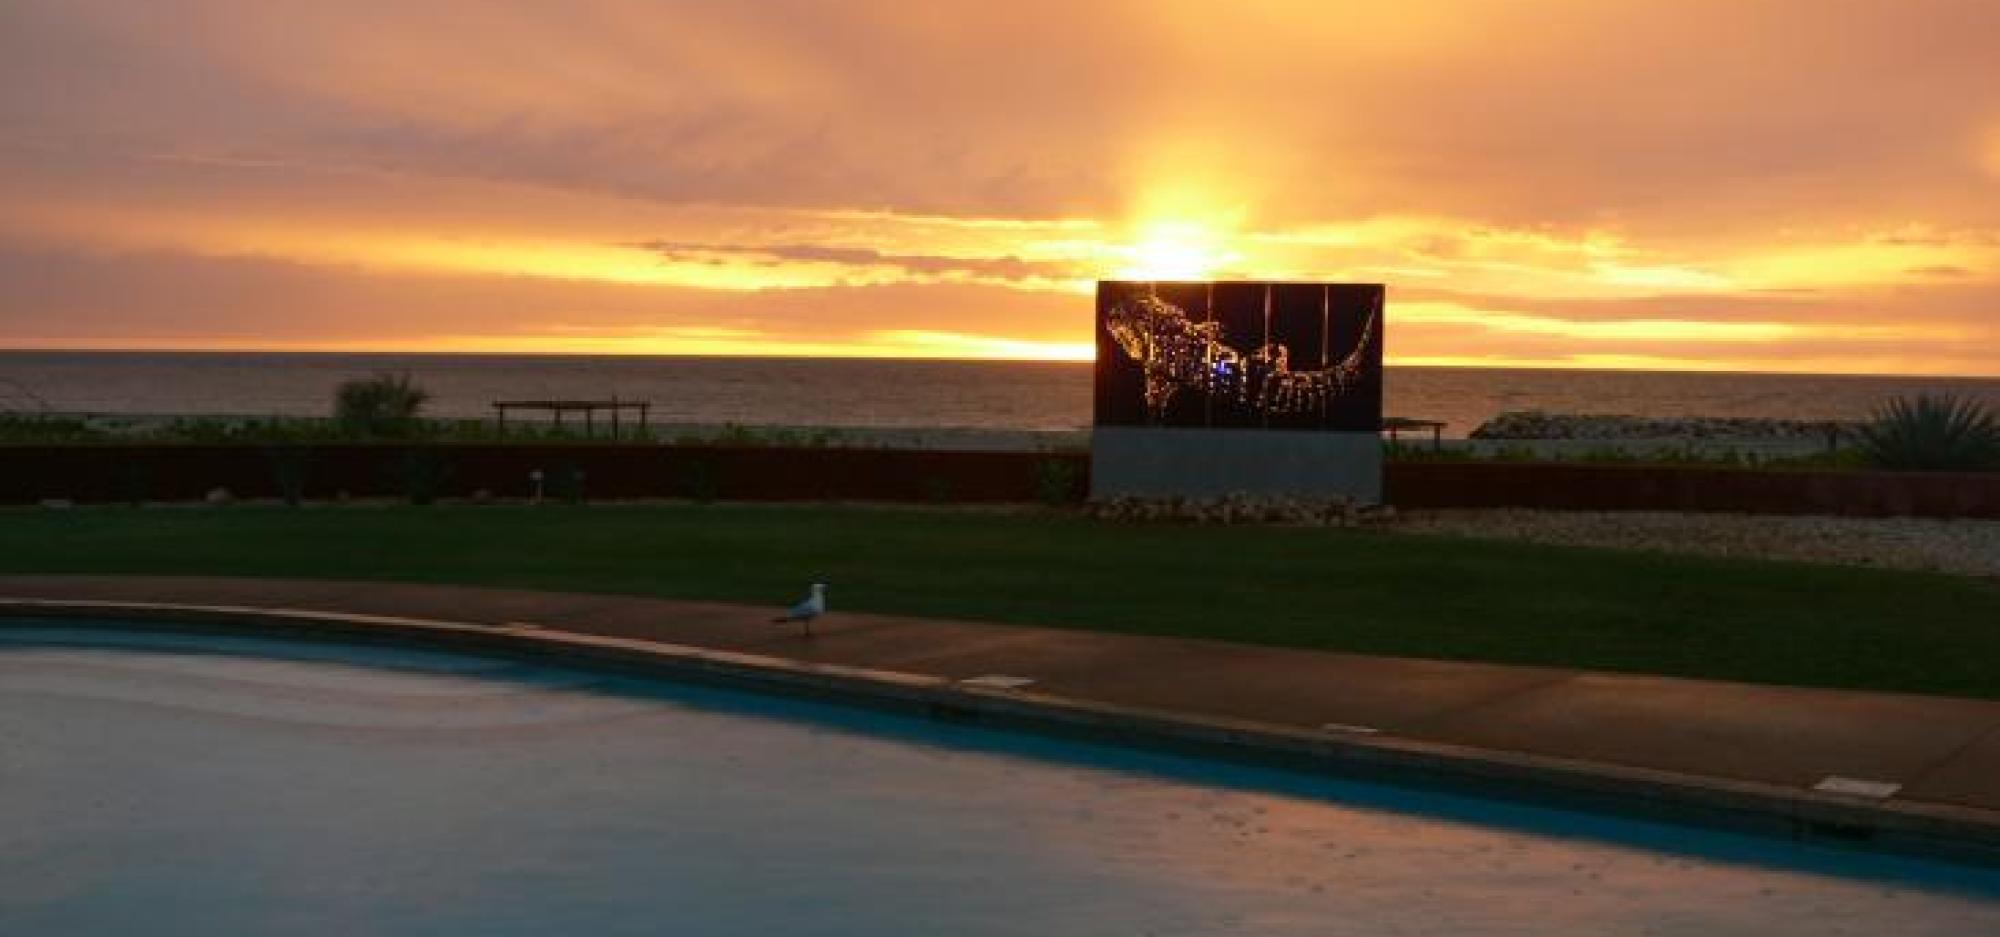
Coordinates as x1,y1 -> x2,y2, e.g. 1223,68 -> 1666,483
1090,427 -> 1382,501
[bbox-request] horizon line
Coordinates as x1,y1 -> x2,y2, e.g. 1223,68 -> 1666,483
2,344 -> 1998,382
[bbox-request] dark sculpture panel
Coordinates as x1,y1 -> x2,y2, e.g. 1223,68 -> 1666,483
1094,280 -> 1384,432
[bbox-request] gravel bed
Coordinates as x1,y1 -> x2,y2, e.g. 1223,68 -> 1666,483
1392,509 -> 2000,579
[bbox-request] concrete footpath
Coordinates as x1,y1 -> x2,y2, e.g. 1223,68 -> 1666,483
3,574 -> 1997,830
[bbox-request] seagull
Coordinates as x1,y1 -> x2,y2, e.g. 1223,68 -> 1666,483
772,582 -> 827,636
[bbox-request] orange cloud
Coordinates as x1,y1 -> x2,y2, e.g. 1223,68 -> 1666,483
3,1 -> 1999,374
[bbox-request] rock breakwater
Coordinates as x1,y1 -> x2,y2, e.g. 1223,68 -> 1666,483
1470,411 -> 1855,441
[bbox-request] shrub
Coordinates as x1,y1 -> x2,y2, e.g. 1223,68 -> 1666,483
266,446 -> 312,506
677,457 -> 720,502
1032,458 -> 1081,505
0,415 -> 105,443
334,372 -> 430,438
392,448 -> 452,505
550,463 -> 588,505
1855,394 -> 2000,472
1382,441 -> 1475,463
111,462 -> 150,507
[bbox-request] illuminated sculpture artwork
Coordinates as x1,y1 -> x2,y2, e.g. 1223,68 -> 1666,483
1104,283 -> 1379,422
1091,278 -> 1385,500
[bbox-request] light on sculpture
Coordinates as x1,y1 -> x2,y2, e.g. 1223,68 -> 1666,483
1103,283 -> 1380,422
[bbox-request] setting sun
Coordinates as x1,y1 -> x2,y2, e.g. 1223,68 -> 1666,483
1114,221 -> 1236,281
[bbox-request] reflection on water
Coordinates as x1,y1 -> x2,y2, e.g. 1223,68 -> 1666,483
2,624 -> 1995,936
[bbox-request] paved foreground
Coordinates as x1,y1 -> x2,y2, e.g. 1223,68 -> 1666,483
3,574 -> 1997,821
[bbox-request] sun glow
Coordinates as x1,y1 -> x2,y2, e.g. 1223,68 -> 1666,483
406,327 -> 1094,360
1114,221 -> 1236,281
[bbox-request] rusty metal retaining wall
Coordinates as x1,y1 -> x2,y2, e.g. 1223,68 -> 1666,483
4,445 -> 1996,518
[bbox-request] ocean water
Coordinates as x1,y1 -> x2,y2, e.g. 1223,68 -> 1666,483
3,351 -> 1999,438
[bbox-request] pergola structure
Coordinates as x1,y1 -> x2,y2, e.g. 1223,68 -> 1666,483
1381,417 -> 1447,451
493,398 -> 651,439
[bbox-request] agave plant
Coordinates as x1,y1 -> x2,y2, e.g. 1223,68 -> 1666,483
1854,394 -> 2000,471
333,372 -> 431,438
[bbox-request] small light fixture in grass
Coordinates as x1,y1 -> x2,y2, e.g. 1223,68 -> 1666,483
1855,394 -> 2000,472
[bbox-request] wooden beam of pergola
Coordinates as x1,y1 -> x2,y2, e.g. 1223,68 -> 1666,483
492,399 -> 651,439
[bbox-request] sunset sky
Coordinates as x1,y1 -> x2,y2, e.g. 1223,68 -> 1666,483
3,1 -> 1997,374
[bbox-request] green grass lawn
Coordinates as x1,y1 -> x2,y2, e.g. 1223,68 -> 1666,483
2,503 -> 1995,698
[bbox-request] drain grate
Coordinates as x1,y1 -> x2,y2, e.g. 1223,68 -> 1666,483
960,674 -> 1036,690
1812,775 -> 1902,799
1319,722 -> 1382,735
